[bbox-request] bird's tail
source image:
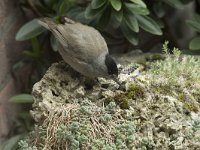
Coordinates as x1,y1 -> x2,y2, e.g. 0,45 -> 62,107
37,17 -> 57,30
37,17 -> 75,47
37,17 -> 75,30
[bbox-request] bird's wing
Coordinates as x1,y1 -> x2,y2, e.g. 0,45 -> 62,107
56,23 -> 109,63
37,18 -> 70,49
38,17 -> 108,63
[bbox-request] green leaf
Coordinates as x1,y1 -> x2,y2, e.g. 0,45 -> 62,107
67,7 -> 90,24
124,2 -> 149,15
194,13 -> 200,22
58,1 -> 67,15
12,61 -> 25,72
154,18 -> 165,28
40,0 -> 56,8
112,9 -> 123,23
50,34 -> 58,52
186,13 -> 200,32
85,3 -> 107,19
23,51 -> 36,58
32,38 -> 40,53
98,7 -> 112,28
110,9 -> 123,28
182,49 -> 200,55
129,0 -> 147,8
18,112 -> 33,131
23,38 -> 41,60
76,12 -> 91,24
162,0 -> 184,9
9,94 -> 33,103
102,32 -> 124,45
121,22 -> 138,45
85,4 -> 99,19
153,2 -> 166,18
91,0 -> 107,9
186,20 -> 200,32
189,36 -> 200,50
34,2 -> 54,16
124,13 -> 139,32
2,134 -> 24,150
31,38 -> 41,58
110,0 -> 122,11
67,7 -> 91,24
136,15 -> 163,35
16,19 -> 46,41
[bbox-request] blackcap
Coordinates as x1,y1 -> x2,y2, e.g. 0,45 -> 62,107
37,17 -> 118,78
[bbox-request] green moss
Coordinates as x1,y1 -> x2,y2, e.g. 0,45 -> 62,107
178,94 -> 199,112
104,92 -> 129,110
192,92 -> 200,104
104,84 -> 146,109
154,85 -> 173,95
128,83 -> 135,91
114,94 -> 129,109
127,83 -> 145,99
104,91 -> 129,109
184,102 -> 198,113
104,97 -> 113,106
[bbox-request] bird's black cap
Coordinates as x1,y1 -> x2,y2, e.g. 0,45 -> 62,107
105,54 -> 118,76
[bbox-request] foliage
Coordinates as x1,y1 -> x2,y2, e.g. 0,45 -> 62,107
2,113 -> 33,150
149,41 -> 200,84
186,13 -> 200,53
2,134 -> 25,150
16,0 -> 194,48
3,94 -> 34,150
9,94 -> 33,103
16,19 -> 46,41
6,37 -> 46,149
18,140 -> 37,150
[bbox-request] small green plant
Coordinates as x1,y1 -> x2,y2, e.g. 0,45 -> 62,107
149,41 -> 200,84
9,94 -> 33,103
2,94 -> 34,150
16,0 -> 194,48
186,13 -> 200,54
18,140 -> 37,150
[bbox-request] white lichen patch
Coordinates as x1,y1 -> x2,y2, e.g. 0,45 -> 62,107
20,46 -> 200,150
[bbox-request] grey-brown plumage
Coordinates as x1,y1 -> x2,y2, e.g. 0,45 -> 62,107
37,17 -> 118,78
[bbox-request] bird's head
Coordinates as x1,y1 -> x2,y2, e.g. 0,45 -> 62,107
105,54 -> 118,78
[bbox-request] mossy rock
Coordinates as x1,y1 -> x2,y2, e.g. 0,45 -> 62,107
19,49 -> 200,150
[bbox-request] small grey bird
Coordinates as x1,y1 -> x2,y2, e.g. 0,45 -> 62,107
37,17 -> 118,78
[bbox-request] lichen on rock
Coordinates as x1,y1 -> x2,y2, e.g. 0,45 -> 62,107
19,45 -> 200,150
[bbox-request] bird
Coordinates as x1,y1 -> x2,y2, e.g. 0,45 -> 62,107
37,16 -> 118,79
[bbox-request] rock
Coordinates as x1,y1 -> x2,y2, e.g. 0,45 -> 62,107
21,50 -> 200,149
